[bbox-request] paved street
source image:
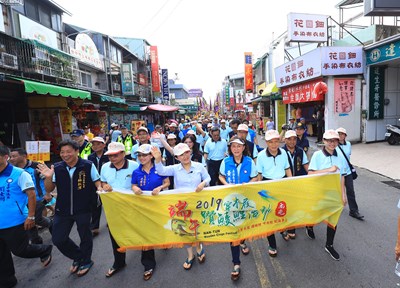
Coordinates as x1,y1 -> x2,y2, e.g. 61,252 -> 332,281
12,138 -> 400,287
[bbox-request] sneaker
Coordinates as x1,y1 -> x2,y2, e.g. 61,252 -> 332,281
325,245 -> 340,261
306,227 -> 315,239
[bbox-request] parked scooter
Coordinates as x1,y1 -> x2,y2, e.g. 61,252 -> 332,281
385,119 -> 400,145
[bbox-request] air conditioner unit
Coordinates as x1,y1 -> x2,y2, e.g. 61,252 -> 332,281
112,83 -> 121,91
0,52 -> 18,70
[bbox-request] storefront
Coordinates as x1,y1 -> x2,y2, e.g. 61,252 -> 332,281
364,35 -> 400,142
275,46 -> 364,141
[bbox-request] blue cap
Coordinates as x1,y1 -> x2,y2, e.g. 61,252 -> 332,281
70,129 -> 84,136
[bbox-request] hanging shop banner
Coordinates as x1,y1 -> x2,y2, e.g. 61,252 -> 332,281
235,89 -> 245,110
131,120 -> 146,136
368,66 -> 385,120
244,52 -> 253,93
59,109 -> 73,134
282,78 -> 324,104
121,63 -> 134,95
287,13 -> 328,43
100,173 -> 343,251
321,47 -> 363,75
70,33 -> 104,70
150,46 -> 160,93
334,78 -> 356,115
26,141 -> 50,162
161,69 -> 169,100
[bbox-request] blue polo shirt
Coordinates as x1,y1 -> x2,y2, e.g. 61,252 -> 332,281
256,148 -> 290,179
204,138 -> 228,161
100,159 -> 139,190
309,148 -> 346,175
131,164 -> 167,191
336,141 -> 352,176
219,127 -> 230,140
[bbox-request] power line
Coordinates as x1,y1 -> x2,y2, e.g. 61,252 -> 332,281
148,0 -> 184,37
140,0 -> 172,32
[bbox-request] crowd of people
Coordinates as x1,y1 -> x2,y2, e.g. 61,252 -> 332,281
0,115 -> 365,287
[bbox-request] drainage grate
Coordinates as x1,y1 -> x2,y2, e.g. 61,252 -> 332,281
382,181 -> 400,190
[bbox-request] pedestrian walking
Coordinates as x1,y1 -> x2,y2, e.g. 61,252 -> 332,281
37,140 -> 102,276
152,143 -> 210,270
0,146 -> 52,288
218,136 -> 258,281
130,127 -> 159,161
131,144 -> 170,281
204,127 -> 228,186
256,130 -> 292,257
117,126 -> 136,159
70,129 -> 92,160
306,130 -> 347,261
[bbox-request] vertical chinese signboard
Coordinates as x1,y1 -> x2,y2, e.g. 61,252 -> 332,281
334,78 -> 355,115
121,63 -> 134,95
161,69 -> 169,101
150,46 -> 160,93
244,52 -> 253,93
225,85 -> 229,105
368,66 -> 385,120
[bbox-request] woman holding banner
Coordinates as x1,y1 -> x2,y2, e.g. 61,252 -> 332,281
218,136 -> 258,281
151,143 -> 210,271
131,144 -> 170,280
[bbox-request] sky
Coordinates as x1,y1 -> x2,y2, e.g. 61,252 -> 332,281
56,0 -> 345,102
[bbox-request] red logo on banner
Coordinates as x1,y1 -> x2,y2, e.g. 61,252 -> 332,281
282,78 -> 325,104
275,201 -> 287,217
150,46 -> 160,93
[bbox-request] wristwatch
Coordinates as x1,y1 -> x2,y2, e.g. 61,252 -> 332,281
27,216 -> 35,221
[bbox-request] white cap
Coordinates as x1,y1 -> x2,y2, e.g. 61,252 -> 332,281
323,129 -> 340,140
238,124 -> 248,132
135,144 -> 152,154
248,121 -> 253,127
284,130 -> 297,139
91,136 -> 105,144
265,130 -> 280,141
229,138 -> 245,145
173,143 -> 191,156
336,127 -> 347,135
207,123 -> 213,128
167,134 -> 177,140
110,123 -> 118,128
220,119 -> 226,123
169,123 -> 177,128
104,142 -> 125,155
137,126 -> 148,134
187,130 -> 196,135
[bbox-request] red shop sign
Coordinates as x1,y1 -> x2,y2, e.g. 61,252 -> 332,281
282,78 -> 325,104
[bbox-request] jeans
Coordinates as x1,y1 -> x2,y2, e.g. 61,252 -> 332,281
52,213 -> 93,265
344,175 -> 359,213
28,201 -> 52,243
0,224 -> 52,287
109,230 -> 156,271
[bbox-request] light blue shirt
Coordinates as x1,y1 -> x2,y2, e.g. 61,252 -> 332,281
111,130 -> 121,142
220,127 -> 230,140
309,148 -> 346,175
100,160 -> 139,190
256,148 -> 290,179
196,133 -> 209,147
53,163 -> 100,182
131,142 -> 159,160
204,138 -> 228,161
336,141 -> 352,176
155,161 -> 210,190
219,157 -> 258,178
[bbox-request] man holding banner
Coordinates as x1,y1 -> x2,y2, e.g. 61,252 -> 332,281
307,129 -> 347,261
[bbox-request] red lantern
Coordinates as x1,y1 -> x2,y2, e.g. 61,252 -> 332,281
313,81 -> 328,96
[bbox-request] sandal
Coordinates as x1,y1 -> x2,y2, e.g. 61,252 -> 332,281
196,245 -> 206,264
105,265 -> 126,278
280,231 -> 290,241
77,261 -> 94,277
70,261 -> 80,274
240,243 -> 250,255
183,257 -> 195,270
143,269 -> 153,281
41,254 -> 52,267
288,233 -> 296,239
268,247 -> 277,258
231,265 -> 241,281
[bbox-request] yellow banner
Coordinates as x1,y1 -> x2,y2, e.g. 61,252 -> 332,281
100,173 -> 343,252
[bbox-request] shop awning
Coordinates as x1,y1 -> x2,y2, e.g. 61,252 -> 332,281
261,82 -> 279,96
99,94 -> 126,104
146,104 -> 179,112
10,77 -> 91,100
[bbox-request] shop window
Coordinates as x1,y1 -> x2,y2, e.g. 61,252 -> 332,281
39,5 -> 51,29
80,71 -> 92,88
25,0 -> 39,21
51,13 -> 61,32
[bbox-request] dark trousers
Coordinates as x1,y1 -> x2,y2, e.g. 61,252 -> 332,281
344,175 -> 359,213
317,125 -> 324,142
0,224 -> 52,287
230,244 -> 240,265
109,230 -> 156,271
267,234 -> 277,249
52,213 -> 93,266
326,226 -> 337,246
207,159 -> 223,186
28,201 -> 52,243
90,198 -> 102,231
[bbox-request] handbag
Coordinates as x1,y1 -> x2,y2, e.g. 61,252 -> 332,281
338,145 -> 358,180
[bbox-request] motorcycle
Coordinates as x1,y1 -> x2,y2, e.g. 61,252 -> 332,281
385,119 -> 400,145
